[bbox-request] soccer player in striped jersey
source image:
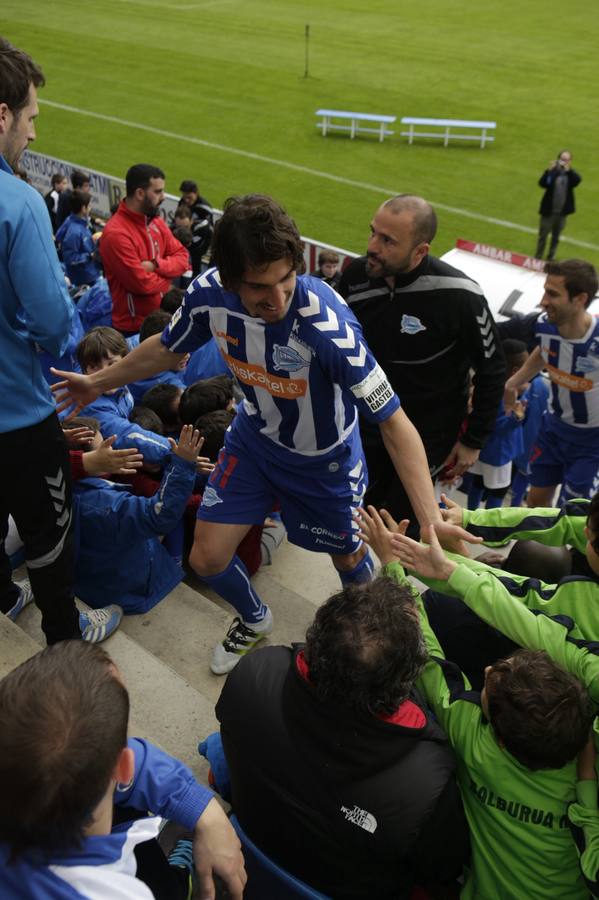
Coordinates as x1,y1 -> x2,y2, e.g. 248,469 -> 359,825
52,194 -> 478,673
505,258 -> 599,506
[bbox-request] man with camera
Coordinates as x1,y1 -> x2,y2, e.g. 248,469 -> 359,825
535,150 -> 581,260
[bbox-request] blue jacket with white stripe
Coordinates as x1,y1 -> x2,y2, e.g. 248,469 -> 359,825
0,737 -> 212,898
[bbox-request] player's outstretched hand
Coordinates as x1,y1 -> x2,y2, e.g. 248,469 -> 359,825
193,798 -> 247,900
439,493 -> 465,527
82,436 -> 143,477
51,369 -> 100,419
392,524 -> 457,582
355,505 -> 409,567
62,425 -> 95,449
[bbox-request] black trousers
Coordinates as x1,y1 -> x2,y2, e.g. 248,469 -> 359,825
0,412 -> 79,643
361,424 -> 458,534
424,590 -> 517,691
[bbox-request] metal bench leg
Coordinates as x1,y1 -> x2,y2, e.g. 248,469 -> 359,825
350,118 -> 356,139
481,128 -> 486,148
444,127 -> 450,147
409,124 -> 414,145
379,122 -> 384,142
322,116 -> 328,137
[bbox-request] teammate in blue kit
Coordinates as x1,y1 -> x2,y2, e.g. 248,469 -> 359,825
53,195 -> 477,673
505,258 -> 599,506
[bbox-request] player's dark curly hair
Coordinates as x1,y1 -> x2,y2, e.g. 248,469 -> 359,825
212,194 -> 305,289
485,650 -> 593,770
304,576 -> 427,716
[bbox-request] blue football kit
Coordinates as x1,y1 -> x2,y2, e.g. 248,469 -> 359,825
162,270 -> 399,556
531,314 -> 599,498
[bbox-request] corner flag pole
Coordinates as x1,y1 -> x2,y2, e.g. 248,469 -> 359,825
304,24 -> 310,78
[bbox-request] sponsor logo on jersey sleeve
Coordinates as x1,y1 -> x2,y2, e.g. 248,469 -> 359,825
400,314 -> 426,335
351,363 -> 395,412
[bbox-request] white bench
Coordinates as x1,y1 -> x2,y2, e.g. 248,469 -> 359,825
316,109 -> 396,143
401,117 -> 496,148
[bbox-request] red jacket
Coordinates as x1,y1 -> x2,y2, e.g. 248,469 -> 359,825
100,201 -> 189,332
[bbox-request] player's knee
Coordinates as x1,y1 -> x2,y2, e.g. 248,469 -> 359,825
189,540 -> 231,577
331,543 -> 367,572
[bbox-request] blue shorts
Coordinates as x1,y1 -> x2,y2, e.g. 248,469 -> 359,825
529,418 -> 599,500
197,422 -> 367,555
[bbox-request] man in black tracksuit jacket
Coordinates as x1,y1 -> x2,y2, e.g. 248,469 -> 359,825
338,194 -> 505,525
216,577 -> 468,899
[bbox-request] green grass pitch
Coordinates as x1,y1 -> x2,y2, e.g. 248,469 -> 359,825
2,0 -> 598,265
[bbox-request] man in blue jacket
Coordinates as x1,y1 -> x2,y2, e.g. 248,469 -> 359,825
0,639 -> 247,899
0,36 -> 121,643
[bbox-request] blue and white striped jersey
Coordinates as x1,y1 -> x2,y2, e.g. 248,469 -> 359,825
162,270 -> 400,457
536,314 -> 599,431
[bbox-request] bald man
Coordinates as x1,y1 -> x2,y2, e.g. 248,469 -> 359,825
338,195 -> 505,524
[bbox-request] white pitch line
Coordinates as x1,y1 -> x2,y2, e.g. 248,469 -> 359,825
117,0 -> 219,8
39,99 -> 599,252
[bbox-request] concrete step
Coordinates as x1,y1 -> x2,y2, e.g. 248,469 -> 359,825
3,539 -> 383,781
9,590 -> 213,782
0,614 -> 43,678
116,537 -> 342,709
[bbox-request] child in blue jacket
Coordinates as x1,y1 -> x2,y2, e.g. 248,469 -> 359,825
468,339 -> 528,509
73,421 -> 209,613
75,326 -> 172,466
55,190 -> 101,287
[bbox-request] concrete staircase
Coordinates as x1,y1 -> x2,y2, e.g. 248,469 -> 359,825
4,540 -> 341,781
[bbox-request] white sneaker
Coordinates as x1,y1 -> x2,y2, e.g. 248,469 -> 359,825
211,607 -> 273,675
6,580 -> 34,622
79,605 -> 123,643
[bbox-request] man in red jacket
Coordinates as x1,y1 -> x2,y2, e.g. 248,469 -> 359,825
101,164 -> 189,335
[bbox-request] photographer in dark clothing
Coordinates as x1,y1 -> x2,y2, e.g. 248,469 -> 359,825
535,150 -> 581,260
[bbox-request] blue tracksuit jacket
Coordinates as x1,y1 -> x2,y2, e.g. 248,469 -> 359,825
73,454 -> 196,613
0,737 -> 212,899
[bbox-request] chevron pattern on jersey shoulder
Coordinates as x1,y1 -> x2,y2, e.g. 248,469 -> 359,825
298,289 -> 366,366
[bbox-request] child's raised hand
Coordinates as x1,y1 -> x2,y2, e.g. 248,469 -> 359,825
391,524 -> 457,582
169,425 -> 203,464
439,493 -> 465,527
355,505 -> 409,567
82,436 -> 143,476
62,425 -> 95,449
169,426 -> 215,474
